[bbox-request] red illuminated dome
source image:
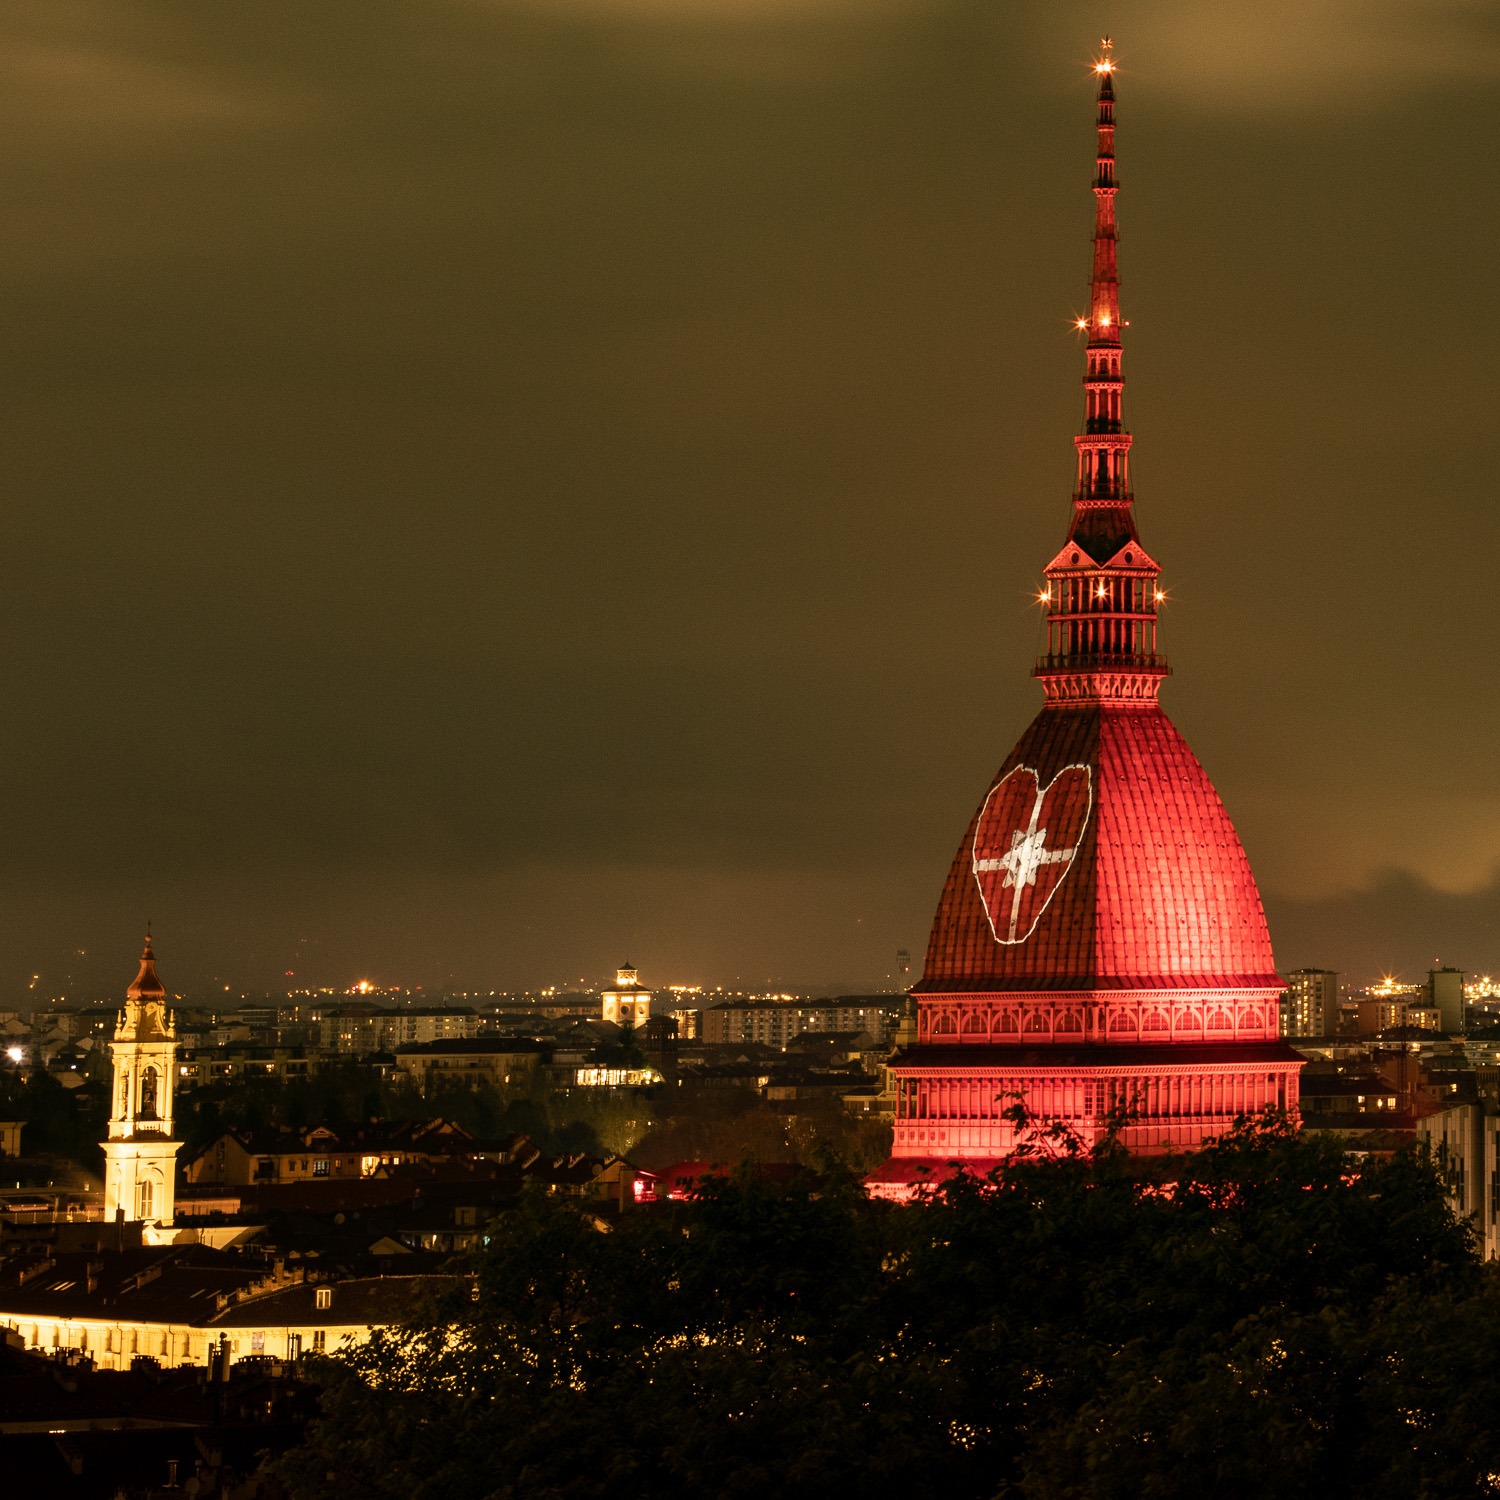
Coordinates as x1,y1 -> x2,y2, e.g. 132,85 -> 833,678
871,43 -> 1302,1189
919,703 -> 1280,995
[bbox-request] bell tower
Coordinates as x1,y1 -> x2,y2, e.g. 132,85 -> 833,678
601,963 -> 652,1028
102,935 -> 181,1226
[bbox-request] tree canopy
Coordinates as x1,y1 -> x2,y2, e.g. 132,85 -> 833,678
277,1116 -> 1498,1499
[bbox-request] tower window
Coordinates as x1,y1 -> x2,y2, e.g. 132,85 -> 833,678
139,1067 -> 159,1120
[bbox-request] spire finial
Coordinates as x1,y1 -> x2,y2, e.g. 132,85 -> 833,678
129,930 -> 165,999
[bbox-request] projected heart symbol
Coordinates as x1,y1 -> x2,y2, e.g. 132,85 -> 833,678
971,764 -> 1092,944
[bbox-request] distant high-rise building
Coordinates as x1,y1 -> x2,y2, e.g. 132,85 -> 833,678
701,998 -> 900,1048
1282,969 -> 1340,1038
870,45 -> 1302,1193
601,964 -> 651,1028
1430,967 -> 1466,1034
102,937 -> 181,1228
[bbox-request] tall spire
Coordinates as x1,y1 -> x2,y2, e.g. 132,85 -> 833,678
1087,40 -> 1121,353
1035,40 -> 1168,706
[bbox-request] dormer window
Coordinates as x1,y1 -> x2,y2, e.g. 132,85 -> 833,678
315,1287 -> 332,1311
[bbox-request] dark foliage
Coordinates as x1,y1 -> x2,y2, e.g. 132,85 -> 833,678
179,1065 -> 613,1159
585,1025 -> 646,1069
2,1065 -> 107,1169
629,1086 -> 894,1176
275,1116 -> 1495,1499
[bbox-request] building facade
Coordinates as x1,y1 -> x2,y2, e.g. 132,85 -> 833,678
1356,997 -> 1442,1036
1430,967 -> 1466,1034
183,1118 -> 505,1186
1282,969 -> 1340,1039
0,1247 -> 453,1370
316,1004 -> 478,1055
873,49 -> 1302,1190
1419,1101 -> 1500,1261
102,938 -> 182,1227
393,1038 -> 550,1093
701,998 -> 900,1048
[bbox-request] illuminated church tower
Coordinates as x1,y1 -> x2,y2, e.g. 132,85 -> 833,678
875,45 -> 1301,1187
601,964 -> 651,1028
102,936 -> 180,1226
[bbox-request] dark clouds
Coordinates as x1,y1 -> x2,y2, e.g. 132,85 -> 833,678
0,0 -> 1493,996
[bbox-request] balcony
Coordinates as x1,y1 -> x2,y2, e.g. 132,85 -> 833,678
1035,652 -> 1169,673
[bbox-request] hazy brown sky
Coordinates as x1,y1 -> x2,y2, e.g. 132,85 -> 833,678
0,0 -> 1496,998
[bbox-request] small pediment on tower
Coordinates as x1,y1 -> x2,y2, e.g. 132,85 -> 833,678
1096,539 -> 1159,573
1043,537 -> 1159,575
1043,542 -> 1085,574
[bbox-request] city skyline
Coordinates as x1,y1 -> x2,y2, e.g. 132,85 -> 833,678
0,2 -> 1495,995
5,17 -> 1500,1495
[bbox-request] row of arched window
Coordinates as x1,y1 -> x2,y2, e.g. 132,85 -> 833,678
919,1004 -> 1273,1040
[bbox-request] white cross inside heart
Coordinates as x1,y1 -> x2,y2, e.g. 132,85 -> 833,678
971,764 -> 1092,945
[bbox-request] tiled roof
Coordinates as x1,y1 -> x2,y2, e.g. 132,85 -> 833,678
209,1275 -> 456,1328
179,1165 -> 526,1218
0,1247 -> 267,1323
189,1118 -> 515,1159
917,703 -> 1280,993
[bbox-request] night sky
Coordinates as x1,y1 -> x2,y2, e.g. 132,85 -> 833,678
0,0 -> 1495,1000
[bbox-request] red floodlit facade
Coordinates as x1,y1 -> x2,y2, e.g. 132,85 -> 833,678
871,44 -> 1302,1192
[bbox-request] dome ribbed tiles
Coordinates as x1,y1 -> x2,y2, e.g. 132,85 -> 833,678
916,702 -> 1279,994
